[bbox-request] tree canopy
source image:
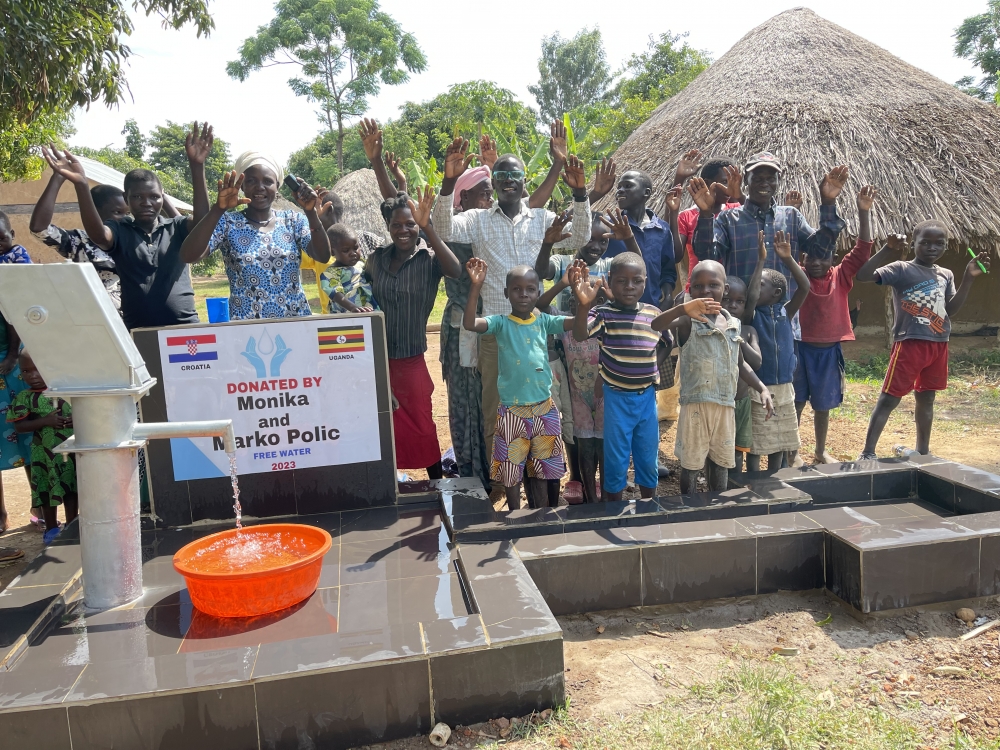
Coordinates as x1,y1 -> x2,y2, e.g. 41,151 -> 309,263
147,121 -> 231,187
0,0 -> 213,180
227,0 -> 426,171
528,28 -> 612,125
954,1 -> 1000,101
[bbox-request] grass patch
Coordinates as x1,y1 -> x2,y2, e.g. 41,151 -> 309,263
497,662 -> 998,750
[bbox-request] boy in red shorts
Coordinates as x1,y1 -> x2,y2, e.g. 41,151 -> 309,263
856,221 -> 990,458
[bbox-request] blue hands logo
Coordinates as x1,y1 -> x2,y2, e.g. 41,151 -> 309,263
241,329 -> 292,378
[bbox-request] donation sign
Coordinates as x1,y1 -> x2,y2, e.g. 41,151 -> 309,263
156,317 -> 381,480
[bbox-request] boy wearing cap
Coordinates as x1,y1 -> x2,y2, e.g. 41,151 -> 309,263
690,152 -> 849,297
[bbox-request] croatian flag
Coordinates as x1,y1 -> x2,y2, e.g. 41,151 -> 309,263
166,334 -> 218,363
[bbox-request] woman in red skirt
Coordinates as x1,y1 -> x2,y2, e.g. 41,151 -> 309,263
365,188 -> 462,478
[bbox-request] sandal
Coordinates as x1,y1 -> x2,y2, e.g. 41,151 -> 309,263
0,547 -> 24,563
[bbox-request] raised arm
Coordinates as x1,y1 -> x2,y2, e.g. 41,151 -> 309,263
800,165 -> 849,260
537,259 -> 575,309
589,157 -> 617,205
44,149 -> 112,250
689,177 -> 729,264
535,211 -> 571,279
569,264 -> 603,341
745,230 -> 768,316
184,121 -> 213,227
359,119 -> 399,201
385,152 -> 408,195
856,234 -> 906,283
478,135 -> 498,170
411,186 -> 461,278
600,207 -> 642,257
179,171 -> 247,263
559,155 -> 591,250
650,298 -> 718,345
672,149 -> 703,188
434,137 -> 477,242
291,178 -> 331,263
29,147 -> 66,234
528,120 -> 568,209
774,230 -> 811,317
947,251 -> 991,316
463,258 -> 490,333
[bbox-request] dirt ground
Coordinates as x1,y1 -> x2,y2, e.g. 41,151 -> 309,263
2,334 -> 1000,748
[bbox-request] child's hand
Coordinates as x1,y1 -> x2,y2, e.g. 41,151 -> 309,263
856,185 -> 877,212
683,297 -> 721,323
58,415 -> 72,429
544,211 -> 572,245
600,208 -> 634,240
592,157 -> 617,198
549,120 -> 568,164
390,390 -> 400,411
216,171 -> 250,211
757,230 -> 767,263
42,145 -> 88,186
358,118 -> 383,163
773,230 -> 792,260
406,185 -> 434,228
444,137 -> 474,180
688,177 -> 714,212
479,134 -> 498,168
562,154 -> 586,191
784,190 -> 803,210
184,121 -> 214,165
886,233 -> 908,257
968,250 -> 991,277
760,387 -> 775,420
663,185 -> 682,215
466,257 -> 487,286
571,265 -> 602,307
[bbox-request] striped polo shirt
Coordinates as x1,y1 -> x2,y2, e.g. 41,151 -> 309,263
587,303 -> 662,390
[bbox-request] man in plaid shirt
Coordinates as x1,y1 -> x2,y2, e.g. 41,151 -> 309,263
434,137 -> 591,486
691,152 -> 849,296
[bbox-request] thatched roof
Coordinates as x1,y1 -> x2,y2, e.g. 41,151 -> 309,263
606,7 -> 1000,247
331,168 -> 390,242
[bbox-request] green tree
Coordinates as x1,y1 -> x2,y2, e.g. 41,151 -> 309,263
147,121 -> 231,187
0,0 -> 213,180
954,1 -> 1000,101
613,31 -> 710,103
227,0 -> 427,172
528,28 -> 612,125
122,119 -> 145,160
72,144 -> 193,203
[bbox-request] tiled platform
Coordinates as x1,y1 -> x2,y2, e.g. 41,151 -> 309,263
4,456 -> 1000,748
0,507 -> 562,749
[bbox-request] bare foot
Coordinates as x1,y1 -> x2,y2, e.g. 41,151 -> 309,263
792,454 -> 804,468
817,451 -> 839,464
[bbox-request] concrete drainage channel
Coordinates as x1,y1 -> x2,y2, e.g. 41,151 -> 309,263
3,457 -> 1000,748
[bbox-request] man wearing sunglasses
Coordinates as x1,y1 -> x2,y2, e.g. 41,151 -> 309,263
433,135 -> 591,490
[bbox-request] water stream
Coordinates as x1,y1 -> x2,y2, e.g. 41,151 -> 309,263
229,452 -> 242,531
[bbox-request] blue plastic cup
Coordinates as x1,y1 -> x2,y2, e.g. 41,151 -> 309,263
206,297 -> 230,323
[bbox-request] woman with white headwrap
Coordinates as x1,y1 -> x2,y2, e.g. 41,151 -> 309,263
180,151 -> 331,320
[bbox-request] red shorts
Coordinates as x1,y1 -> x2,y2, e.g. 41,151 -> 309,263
882,340 -> 949,397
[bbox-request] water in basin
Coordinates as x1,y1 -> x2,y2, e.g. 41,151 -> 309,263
186,530 -> 313,574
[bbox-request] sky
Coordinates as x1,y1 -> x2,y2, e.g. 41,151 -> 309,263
69,1 -> 986,165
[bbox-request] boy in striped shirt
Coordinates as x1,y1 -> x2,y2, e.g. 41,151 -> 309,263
569,252 -> 665,502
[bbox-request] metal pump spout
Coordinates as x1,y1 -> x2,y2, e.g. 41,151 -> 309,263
133,420 -> 236,455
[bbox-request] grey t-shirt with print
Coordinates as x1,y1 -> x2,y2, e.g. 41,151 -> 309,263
874,261 -> 956,342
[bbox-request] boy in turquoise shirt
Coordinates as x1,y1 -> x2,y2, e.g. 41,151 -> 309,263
464,258 -> 574,509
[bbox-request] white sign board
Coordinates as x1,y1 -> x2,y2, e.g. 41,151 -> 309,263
156,317 -> 381,480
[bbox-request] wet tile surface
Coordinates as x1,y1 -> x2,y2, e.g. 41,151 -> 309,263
832,517 -> 979,550
0,705 -> 72,749
862,539 -> 980,612
523,547 -> 641,615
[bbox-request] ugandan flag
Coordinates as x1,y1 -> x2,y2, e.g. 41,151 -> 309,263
318,325 -> 365,354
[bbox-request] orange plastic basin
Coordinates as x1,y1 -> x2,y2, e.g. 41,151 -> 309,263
172,523 -> 332,618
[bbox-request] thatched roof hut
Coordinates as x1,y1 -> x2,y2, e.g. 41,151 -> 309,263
331,168 -> 390,243
608,7 -> 1000,248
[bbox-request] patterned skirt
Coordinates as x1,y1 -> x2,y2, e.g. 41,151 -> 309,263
490,399 -> 566,487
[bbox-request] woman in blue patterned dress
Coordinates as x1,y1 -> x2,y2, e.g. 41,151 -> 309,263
180,152 -> 331,320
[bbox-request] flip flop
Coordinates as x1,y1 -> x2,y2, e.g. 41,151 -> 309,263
0,547 -> 24,563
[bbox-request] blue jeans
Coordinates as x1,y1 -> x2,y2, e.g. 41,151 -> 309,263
602,385 -> 658,493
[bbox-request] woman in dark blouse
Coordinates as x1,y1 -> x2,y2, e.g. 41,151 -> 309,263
365,188 -> 461,478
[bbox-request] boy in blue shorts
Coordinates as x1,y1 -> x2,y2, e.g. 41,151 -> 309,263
464,258 -> 573,509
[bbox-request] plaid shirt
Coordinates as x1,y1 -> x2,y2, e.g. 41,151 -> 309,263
433,195 -> 590,316
692,201 -> 845,294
